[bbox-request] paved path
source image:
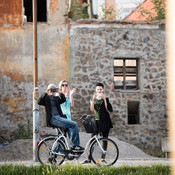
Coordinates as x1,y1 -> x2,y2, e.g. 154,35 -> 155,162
0,159 -> 170,167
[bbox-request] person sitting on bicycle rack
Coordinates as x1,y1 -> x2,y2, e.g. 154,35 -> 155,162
82,82 -> 113,164
38,83 -> 84,152
57,80 -> 76,121
55,80 -> 76,138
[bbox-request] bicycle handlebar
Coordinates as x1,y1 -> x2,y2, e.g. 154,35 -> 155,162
78,114 -> 90,121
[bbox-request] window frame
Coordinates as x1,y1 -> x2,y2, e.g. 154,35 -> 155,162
127,101 -> 140,125
114,58 -> 139,90
23,0 -> 47,23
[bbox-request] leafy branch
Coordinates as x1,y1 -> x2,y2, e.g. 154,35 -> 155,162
138,0 -> 166,21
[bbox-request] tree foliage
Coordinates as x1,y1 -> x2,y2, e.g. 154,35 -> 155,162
139,0 -> 166,21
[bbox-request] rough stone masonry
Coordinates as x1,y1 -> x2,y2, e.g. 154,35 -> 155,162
0,19 -> 167,152
69,21 -> 167,151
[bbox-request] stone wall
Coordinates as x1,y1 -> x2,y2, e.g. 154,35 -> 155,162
69,21 -> 167,150
0,4 -> 167,151
0,24 -> 69,141
0,0 -> 69,142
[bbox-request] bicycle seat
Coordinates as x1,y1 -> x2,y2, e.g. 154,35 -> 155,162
48,123 -> 63,129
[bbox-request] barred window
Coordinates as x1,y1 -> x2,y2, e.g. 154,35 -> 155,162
23,0 -> 47,22
114,58 -> 139,90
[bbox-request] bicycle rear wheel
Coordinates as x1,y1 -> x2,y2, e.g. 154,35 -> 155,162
37,137 -> 65,165
90,137 -> 119,166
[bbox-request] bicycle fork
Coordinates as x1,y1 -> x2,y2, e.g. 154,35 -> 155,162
95,138 -> 107,155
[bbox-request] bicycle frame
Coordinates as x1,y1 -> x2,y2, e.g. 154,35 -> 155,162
83,135 -> 107,155
51,128 -> 106,158
51,128 -> 70,156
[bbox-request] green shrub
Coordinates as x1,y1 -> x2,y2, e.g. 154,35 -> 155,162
15,119 -> 32,139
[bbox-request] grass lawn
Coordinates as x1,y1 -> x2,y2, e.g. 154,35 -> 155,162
0,163 -> 171,175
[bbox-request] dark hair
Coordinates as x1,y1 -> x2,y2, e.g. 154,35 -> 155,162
96,83 -> 104,88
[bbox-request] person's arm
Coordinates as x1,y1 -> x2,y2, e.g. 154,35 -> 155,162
106,98 -> 113,112
70,95 -> 74,107
90,94 -> 97,112
55,88 -> 66,104
37,93 -> 47,106
70,88 -> 76,107
102,94 -> 108,112
57,93 -> 66,104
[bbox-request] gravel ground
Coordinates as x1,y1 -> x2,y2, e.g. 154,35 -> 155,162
0,132 -> 170,166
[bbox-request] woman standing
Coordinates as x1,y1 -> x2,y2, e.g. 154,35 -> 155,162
82,82 -> 113,164
58,80 -> 76,120
55,80 -> 76,138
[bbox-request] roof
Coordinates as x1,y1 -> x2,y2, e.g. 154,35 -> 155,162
123,0 -> 156,22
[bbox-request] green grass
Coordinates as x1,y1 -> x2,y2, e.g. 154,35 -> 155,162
0,164 -> 171,175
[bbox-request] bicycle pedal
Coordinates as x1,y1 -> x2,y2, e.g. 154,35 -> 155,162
48,157 -> 56,164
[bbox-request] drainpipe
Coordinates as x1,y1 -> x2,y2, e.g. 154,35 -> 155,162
33,0 -> 39,162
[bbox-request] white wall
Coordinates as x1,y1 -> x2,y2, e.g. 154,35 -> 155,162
115,0 -> 144,19
91,0 -> 144,20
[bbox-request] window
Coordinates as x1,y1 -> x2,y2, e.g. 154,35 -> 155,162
128,101 -> 139,125
23,0 -> 47,22
114,58 -> 139,90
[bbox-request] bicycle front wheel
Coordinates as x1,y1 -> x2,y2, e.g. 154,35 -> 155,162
90,137 -> 119,166
37,137 -> 65,166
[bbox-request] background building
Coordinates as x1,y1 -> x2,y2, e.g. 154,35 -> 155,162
0,0 -> 166,152
90,0 -> 144,20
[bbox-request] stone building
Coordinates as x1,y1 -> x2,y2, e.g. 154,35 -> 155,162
0,0 -> 70,141
69,20 -> 167,151
0,0 -> 166,151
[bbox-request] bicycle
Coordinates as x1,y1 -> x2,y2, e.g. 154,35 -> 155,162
37,115 -> 119,166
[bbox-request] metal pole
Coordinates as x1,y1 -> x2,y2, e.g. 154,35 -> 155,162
33,0 -> 39,162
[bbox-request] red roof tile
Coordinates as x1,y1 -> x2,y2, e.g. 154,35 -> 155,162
123,0 -> 156,21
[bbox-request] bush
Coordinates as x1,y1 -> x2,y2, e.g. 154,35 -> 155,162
15,120 -> 32,139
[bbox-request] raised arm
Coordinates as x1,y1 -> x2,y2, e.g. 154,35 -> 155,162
90,94 -> 97,112
57,93 -> 66,104
37,93 -> 47,106
70,88 -> 76,107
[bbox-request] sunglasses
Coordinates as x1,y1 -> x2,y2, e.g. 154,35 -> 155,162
62,84 -> 68,87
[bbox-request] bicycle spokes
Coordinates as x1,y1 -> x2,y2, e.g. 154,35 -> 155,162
90,138 -> 119,166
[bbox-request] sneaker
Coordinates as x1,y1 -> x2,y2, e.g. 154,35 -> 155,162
81,159 -> 91,164
71,145 -> 84,152
101,159 -> 107,163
